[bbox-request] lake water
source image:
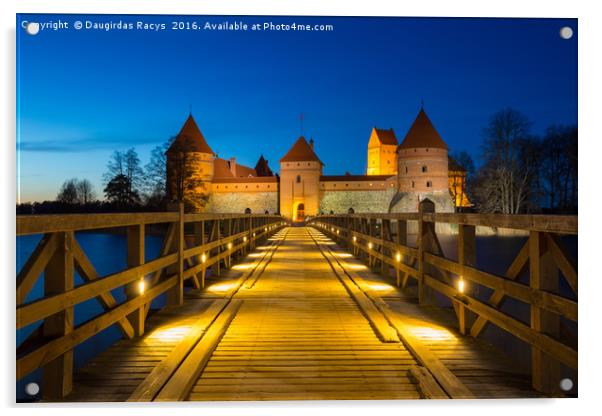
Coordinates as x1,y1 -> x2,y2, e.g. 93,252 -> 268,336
16,229 -> 577,400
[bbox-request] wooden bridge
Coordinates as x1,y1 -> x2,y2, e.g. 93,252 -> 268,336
16,201 -> 578,401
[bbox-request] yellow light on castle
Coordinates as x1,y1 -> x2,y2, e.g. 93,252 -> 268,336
138,279 -> 146,295
458,277 -> 465,294
201,253 -> 207,264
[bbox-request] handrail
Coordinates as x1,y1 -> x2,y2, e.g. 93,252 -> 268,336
308,201 -> 577,395
16,204 -> 286,399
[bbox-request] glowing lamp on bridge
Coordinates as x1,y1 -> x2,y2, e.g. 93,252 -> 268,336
352,236 -> 357,243
264,227 -> 268,232
138,279 -> 146,295
368,242 -> 373,250
227,242 -> 232,250
458,277 -> 466,294
201,253 -> 207,264
336,230 -> 340,235
243,236 -> 247,242
253,232 -> 256,237
395,252 -> 401,262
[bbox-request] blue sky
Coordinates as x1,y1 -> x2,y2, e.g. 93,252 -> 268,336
17,14 -> 577,202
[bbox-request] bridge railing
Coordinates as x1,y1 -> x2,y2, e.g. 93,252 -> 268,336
308,199 -> 577,395
16,205 -> 285,399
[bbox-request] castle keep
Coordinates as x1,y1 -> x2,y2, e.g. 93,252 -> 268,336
166,108 -> 469,219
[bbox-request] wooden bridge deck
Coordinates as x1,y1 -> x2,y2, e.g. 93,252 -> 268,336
66,227 -> 538,402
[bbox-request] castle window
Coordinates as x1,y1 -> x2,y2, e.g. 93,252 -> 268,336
256,185 -> 259,188
297,163 -> 300,166
333,184 -> 336,187
426,181 -> 432,188
346,183 -> 349,187
245,185 -> 248,188
245,208 -> 252,214
412,181 -> 415,188
296,175 -> 301,183
426,148 -> 429,152
405,166 -> 408,173
422,166 -> 428,173
308,163 -> 311,166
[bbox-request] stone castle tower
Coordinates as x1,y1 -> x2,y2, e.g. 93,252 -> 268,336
166,115 -> 215,210
366,127 -> 398,175
390,108 -> 454,213
279,136 -> 323,221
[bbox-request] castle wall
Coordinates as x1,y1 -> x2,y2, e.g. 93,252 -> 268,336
319,188 -> 397,214
204,191 -> 279,214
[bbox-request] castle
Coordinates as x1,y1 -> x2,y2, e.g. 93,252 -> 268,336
166,108 -> 470,219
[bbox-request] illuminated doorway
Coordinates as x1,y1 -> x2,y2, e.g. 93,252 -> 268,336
294,203 -> 305,222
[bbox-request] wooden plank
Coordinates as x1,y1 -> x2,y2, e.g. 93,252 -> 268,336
371,298 -> 474,399
128,299 -> 230,401
17,233 -> 58,305
409,365 -> 450,399
422,213 -> 577,234
154,300 -> 243,401
315,243 -> 399,343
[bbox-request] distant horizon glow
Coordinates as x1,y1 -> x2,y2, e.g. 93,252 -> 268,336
17,14 -> 577,203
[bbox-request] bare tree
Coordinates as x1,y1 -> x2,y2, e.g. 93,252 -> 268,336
475,108 -> 534,214
103,148 -> 144,205
56,178 -> 79,204
76,179 -> 96,204
542,125 -> 578,213
144,138 -> 174,198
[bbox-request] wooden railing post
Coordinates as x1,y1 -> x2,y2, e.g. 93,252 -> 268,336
126,224 -> 145,336
456,224 -> 476,335
418,199 -> 435,305
396,219 -> 407,287
167,203 -> 184,306
530,231 -> 560,394
42,231 -> 74,400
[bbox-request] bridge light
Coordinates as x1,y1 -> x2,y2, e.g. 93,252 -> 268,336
243,236 -> 247,242
458,277 -> 465,294
201,253 -> 207,264
138,279 -> 146,295
264,227 -> 268,232
253,232 -> 256,237
396,252 -> 401,262
336,230 -> 340,235
227,242 -> 232,250
353,236 -> 357,243
368,242 -> 373,250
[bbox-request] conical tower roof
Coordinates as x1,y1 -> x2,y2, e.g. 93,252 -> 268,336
280,136 -> 323,165
167,114 -> 213,154
398,109 -> 448,150
255,155 -> 274,176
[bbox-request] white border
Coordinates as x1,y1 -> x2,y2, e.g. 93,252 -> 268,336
3,1 -> 600,415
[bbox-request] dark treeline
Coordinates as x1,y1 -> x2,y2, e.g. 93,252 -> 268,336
17,109 -> 577,216
458,108 -> 577,215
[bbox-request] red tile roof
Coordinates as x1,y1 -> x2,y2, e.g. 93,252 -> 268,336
373,128 -> 398,146
280,136 -> 324,165
398,109 -> 448,150
213,158 -> 257,179
167,115 -> 214,154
